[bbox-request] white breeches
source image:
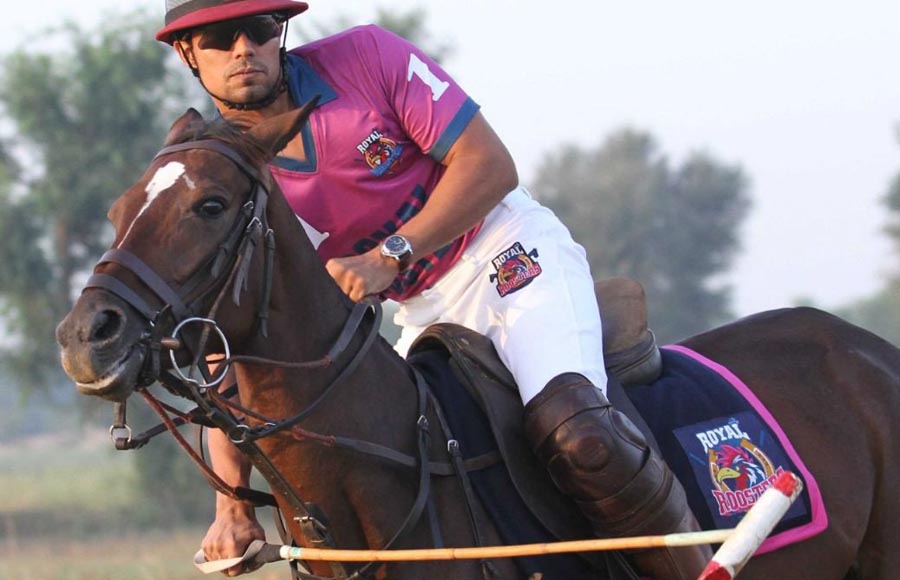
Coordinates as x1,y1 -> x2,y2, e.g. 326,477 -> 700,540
394,186 -> 607,404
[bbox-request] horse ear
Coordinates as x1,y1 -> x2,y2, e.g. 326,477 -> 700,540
247,95 -> 321,159
164,108 -> 204,146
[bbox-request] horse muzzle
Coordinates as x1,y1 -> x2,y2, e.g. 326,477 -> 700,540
56,289 -> 148,402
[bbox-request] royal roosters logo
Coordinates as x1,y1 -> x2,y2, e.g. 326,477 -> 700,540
489,242 -> 542,297
357,129 -> 403,176
696,418 -> 783,517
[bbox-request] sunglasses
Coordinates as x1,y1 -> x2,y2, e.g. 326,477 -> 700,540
195,14 -> 285,51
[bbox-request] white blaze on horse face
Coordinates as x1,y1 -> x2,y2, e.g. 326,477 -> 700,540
117,161 -> 188,247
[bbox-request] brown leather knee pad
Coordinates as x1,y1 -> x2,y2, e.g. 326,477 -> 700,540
523,373 -> 688,536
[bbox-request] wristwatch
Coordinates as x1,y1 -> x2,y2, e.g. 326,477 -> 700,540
380,234 -> 414,271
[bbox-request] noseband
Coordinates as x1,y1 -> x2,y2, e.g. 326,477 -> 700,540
86,138 -> 276,387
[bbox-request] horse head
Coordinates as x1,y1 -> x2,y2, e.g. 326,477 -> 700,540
55,99 -> 318,402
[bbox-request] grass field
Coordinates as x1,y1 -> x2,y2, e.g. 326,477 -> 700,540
0,529 -> 291,580
0,428 -> 290,580
0,429 -> 135,512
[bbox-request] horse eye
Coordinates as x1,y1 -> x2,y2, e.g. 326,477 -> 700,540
195,198 -> 227,218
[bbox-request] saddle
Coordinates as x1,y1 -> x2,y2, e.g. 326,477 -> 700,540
407,277 -> 662,559
594,277 -> 662,387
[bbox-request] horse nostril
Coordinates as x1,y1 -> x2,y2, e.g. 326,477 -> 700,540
89,309 -> 124,344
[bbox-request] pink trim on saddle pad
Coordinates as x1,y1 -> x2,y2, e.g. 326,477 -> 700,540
664,344 -> 828,555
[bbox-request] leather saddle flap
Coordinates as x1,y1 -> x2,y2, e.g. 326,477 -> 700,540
409,323 -> 596,544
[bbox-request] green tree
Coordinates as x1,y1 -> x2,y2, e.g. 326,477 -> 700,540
838,128 -> 900,347
837,282 -> 900,347
886,137 -> 900,266
532,129 -> 750,342
0,10 -> 193,391
0,9 -> 215,526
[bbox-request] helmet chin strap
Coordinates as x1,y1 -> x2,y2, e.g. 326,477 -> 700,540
186,19 -> 292,112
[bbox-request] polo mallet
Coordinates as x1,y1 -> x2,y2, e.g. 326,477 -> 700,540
195,471 -> 803,579
699,470 -> 804,579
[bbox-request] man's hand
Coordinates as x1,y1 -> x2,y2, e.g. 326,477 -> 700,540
326,249 -> 399,302
201,502 -> 266,577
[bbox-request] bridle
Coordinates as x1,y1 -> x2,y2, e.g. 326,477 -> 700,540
87,138 -> 277,388
88,135 -> 384,420
86,136 -> 367,578
84,137 -> 501,580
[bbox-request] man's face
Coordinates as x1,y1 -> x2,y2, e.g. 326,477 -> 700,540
177,15 -> 284,107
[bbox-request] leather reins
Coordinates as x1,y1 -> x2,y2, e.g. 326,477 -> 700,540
87,138 -> 499,580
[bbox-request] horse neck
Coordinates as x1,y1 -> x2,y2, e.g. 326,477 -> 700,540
232,184 -> 411,412
246,186 -> 351,360
226,184 -> 447,551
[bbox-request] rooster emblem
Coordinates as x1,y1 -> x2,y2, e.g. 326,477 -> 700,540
711,444 -> 769,491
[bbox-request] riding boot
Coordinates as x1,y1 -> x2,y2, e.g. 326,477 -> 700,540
523,373 -> 712,580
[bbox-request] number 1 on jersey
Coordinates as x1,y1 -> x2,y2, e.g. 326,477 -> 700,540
407,53 -> 449,102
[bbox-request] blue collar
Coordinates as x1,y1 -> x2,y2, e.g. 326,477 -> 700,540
285,53 -> 337,108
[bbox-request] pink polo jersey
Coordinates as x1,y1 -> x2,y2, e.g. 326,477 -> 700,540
270,25 -> 482,301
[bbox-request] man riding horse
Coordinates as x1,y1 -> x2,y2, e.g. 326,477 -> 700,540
155,1 -> 710,577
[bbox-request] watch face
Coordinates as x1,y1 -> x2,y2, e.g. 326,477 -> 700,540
383,235 -> 410,256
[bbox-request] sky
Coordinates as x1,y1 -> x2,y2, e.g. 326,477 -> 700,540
3,0 -> 899,317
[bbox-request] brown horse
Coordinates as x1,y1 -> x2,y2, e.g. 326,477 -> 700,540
55,103 -> 900,580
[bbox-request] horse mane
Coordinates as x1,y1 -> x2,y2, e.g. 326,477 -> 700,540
173,114 -> 269,168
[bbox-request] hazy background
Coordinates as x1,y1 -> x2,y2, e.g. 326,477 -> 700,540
1,2 -> 899,578
4,0 -> 899,315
